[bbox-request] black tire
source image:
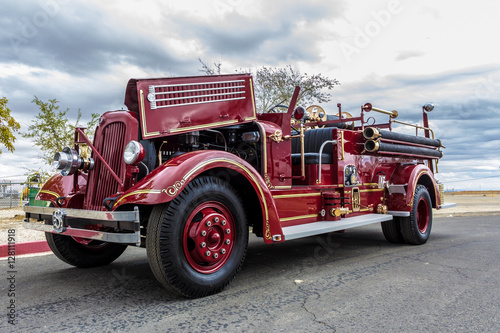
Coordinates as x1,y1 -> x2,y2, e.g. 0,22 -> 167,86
400,185 -> 433,245
46,233 -> 128,268
146,176 -> 248,298
381,217 -> 405,243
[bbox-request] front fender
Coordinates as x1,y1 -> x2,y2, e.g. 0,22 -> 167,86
35,172 -> 87,208
388,164 -> 440,211
113,150 -> 282,242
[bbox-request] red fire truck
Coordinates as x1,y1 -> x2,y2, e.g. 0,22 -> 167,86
24,74 -> 454,298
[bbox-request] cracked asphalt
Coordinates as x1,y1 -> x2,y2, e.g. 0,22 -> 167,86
2,215 -> 499,332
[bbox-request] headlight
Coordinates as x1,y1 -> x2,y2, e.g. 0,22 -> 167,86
53,147 -> 95,176
123,140 -> 145,165
53,147 -> 80,176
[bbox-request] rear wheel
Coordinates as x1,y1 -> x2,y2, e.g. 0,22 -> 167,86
381,217 -> 405,243
400,185 -> 433,245
46,233 -> 127,268
146,176 -> 248,298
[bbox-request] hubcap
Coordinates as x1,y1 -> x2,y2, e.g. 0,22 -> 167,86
183,202 -> 235,274
416,197 -> 430,233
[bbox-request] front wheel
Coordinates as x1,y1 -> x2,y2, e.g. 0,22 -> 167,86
146,176 -> 248,298
46,233 -> 128,268
400,185 -> 433,245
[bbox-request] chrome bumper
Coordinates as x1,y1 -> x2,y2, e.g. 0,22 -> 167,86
23,205 -> 141,246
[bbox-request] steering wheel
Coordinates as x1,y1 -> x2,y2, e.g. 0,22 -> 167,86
267,100 -> 288,113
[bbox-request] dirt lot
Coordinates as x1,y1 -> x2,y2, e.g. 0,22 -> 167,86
435,192 -> 500,217
1,192 -> 498,244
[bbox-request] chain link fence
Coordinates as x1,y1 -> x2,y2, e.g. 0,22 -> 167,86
0,182 -> 45,209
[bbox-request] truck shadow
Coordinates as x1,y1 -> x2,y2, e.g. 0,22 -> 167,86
36,226 -> 449,305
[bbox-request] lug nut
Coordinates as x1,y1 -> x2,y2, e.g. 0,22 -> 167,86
205,251 -> 211,257
221,249 -> 226,254
225,239 -> 230,245
221,220 -> 226,225
201,231 -> 207,236
214,217 -> 219,223
206,221 -> 212,227
213,253 -> 219,259
225,228 -> 230,234
200,242 -> 206,248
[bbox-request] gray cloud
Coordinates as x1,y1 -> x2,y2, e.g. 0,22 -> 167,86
0,73 -> 125,121
395,50 -> 425,61
0,0 -> 348,121
172,0 -> 345,64
1,1 -> 499,190
330,67 -> 500,187
1,1 -> 192,76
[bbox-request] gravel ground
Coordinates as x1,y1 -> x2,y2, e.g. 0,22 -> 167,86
0,208 -> 47,243
1,194 -> 498,244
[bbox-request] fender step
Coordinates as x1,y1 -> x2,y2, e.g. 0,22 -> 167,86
282,214 -> 393,241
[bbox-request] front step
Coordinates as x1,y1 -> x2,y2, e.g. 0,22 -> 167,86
281,214 -> 394,241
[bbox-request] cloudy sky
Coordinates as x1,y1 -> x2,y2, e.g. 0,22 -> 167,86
1,0 -> 500,190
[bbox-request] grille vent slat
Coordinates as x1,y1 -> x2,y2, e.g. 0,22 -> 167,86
148,80 -> 246,109
84,121 -> 126,210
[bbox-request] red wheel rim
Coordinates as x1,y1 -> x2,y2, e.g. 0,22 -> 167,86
72,237 -> 93,245
71,237 -> 109,250
183,201 -> 236,274
72,224 -> 107,246
416,197 -> 430,233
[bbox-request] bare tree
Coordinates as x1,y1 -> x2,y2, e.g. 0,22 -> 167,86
198,60 -> 340,113
198,58 -> 222,75
254,65 -> 339,113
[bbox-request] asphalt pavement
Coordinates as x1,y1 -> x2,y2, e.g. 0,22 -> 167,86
1,215 -> 499,332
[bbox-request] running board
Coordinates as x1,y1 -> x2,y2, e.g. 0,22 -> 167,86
282,214 -> 394,241
438,203 -> 456,210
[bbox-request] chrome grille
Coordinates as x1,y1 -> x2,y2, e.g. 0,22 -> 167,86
84,121 -> 126,210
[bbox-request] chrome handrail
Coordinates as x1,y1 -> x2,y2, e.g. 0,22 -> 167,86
317,140 -> 337,184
